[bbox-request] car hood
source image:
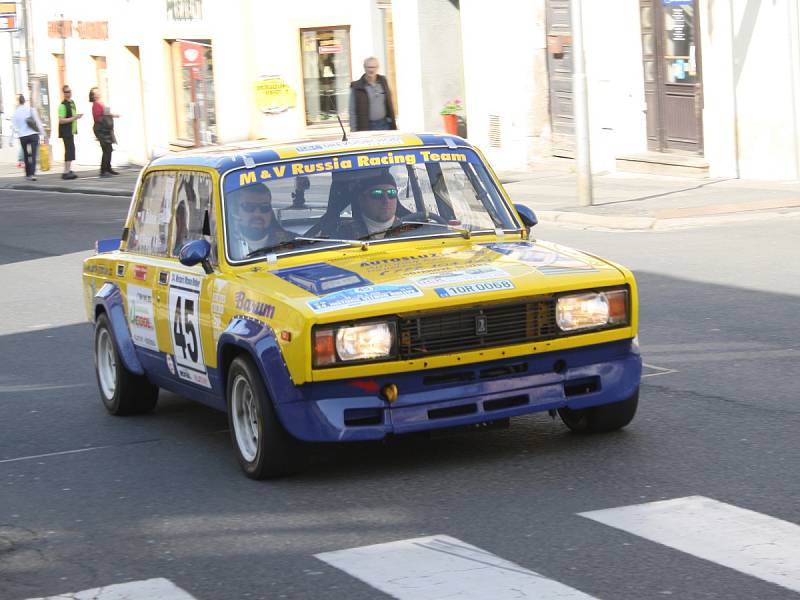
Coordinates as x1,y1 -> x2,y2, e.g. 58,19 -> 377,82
248,239 -> 627,319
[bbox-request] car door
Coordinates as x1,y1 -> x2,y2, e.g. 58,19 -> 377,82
159,170 -> 220,391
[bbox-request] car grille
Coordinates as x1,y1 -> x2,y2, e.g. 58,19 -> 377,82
397,298 -> 559,358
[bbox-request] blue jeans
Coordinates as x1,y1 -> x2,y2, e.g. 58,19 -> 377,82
368,119 -> 392,131
20,134 -> 39,177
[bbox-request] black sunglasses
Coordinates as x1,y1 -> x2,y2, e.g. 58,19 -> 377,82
368,188 -> 398,200
240,202 -> 271,213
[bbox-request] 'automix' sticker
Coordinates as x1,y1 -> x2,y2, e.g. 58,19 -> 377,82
308,284 -> 422,314
434,280 -> 515,298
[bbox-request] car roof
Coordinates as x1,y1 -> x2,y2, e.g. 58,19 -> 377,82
148,132 -> 475,174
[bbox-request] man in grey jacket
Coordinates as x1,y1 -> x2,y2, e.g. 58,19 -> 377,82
349,57 -> 397,132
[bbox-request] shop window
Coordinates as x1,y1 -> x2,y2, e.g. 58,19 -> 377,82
300,27 -> 351,125
170,40 -> 217,146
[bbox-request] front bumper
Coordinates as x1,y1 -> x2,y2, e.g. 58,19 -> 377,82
275,339 -> 641,442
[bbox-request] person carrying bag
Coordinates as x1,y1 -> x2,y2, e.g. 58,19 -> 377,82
12,94 -> 43,181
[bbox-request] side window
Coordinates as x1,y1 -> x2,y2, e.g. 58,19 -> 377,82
171,172 -> 217,262
127,172 -> 175,256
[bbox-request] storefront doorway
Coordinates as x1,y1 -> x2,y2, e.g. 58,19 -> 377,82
639,0 -> 704,153
172,39 -> 217,147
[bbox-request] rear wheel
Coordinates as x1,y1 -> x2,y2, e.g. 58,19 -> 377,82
227,355 -> 301,479
558,389 -> 639,434
94,312 -> 158,415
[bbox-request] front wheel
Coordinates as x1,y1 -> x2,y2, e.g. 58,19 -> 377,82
558,390 -> 639,434
94,312 -> 158,415
226,355 -> 302,479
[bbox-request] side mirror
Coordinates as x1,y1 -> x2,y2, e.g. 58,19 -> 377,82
179,239 -> 213,274
514,204 -> 538,228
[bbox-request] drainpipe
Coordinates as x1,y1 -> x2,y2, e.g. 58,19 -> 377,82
571,0 -> 593,206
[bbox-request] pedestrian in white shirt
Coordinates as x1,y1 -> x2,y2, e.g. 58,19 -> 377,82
12,94 -> 44,181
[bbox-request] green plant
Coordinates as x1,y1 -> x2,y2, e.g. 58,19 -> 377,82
440,98 -> 464,116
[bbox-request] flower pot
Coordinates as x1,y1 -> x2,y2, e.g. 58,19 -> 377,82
442,114 -> 458,135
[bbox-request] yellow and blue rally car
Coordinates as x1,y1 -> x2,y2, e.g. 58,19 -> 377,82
83,133 -> 641,479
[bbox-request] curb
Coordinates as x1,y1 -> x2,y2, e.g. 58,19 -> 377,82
3,183 -> 132,197
537,208 -> 800,231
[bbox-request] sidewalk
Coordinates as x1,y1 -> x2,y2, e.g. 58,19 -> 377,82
1,144 -> 799,230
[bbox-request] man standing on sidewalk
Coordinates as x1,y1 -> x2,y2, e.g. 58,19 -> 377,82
348,57 -> 397,132
58,85 -> 83,180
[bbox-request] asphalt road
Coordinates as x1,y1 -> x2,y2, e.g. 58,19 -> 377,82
1,189 -> 799,600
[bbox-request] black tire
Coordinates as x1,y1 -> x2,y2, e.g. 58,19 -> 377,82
226,355 -> 302,479
93,312 -> 158,416
558,389 -> 639,434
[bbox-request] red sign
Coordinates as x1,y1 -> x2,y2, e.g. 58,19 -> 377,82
180,41 -> 205,79
133,265 -> 148,281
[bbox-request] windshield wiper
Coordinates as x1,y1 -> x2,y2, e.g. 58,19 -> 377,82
246,236 -> 365,258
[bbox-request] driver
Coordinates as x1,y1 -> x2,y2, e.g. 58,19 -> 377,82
229,183 -> 293,259
334,169 -> 402,239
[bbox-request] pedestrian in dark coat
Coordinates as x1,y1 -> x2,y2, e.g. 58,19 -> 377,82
348,57 -> 397,132
90,87 -> 119,176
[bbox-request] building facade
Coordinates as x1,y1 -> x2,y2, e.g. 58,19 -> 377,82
2,0 -> 798,181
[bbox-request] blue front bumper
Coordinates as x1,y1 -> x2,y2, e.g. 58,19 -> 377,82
276,339 -> 641,442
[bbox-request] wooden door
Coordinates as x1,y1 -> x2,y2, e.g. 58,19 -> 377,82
640,0 -> 704,153
546,0 -> 575,157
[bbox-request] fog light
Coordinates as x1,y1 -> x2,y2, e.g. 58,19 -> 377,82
381,383 -> 398,404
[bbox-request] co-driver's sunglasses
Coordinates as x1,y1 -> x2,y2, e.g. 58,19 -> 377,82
240,202 -> 271,213
368,188 -> 398,200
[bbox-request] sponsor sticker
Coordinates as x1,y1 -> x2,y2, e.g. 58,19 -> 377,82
434,279 -> 515,298
126,284 -> 158,350
176,365 -> 211,388
166,354 -> 176,375
482,242 -> 595,274
308,284 -> 422,314
412,265 -> 509,287
272,263 -> 371,295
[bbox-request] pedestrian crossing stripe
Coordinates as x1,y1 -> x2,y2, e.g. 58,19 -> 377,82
315,534 -> 598,599
25,578 -> 197,600
579,495 -> 800,594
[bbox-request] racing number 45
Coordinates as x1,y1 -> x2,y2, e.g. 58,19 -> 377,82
173,295 -> 198,363
167,276 -> 207,375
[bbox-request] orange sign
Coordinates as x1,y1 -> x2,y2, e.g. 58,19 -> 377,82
76,21 -> 108,40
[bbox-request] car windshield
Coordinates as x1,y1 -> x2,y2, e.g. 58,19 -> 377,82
222,146 -> 519,261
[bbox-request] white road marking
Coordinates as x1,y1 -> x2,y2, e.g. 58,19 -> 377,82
0,250 -> 92,336
315,535 -> 598,599
25,577 -> 197,599
0,445 -> 112,464
0,383 -> 93,393
579,495 -> 800,594
641,362 -> 678,378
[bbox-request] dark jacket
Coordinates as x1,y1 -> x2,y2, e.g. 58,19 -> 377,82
92,103 -> 117,145
350,74 -> 397,132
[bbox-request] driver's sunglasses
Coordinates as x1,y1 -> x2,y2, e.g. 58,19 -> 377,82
369,188 -> 398,200
240,202 -> 271,213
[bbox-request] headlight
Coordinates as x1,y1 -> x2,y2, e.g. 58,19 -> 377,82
556,289 -> 628,332
313,322 -> 395,366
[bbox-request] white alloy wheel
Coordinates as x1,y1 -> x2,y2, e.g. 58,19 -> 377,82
96,327 -> 117,400
231,373 -> 260,462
